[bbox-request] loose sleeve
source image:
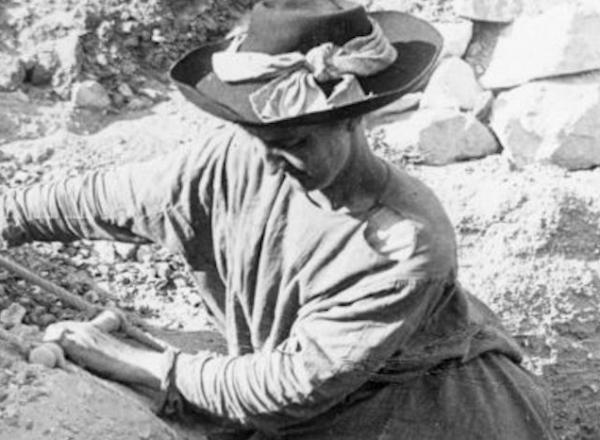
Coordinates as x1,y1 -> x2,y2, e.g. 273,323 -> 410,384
172,277 -> 446,435
0,130 -> 233,266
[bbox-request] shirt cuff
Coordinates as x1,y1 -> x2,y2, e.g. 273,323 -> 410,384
155,347 -> 184,416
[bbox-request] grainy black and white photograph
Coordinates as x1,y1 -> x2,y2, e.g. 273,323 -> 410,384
0,0 -> 598,438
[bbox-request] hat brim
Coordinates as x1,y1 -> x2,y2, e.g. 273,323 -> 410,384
170,11 -> 443,128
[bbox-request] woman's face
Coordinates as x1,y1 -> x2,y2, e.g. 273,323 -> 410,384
247,119 -> 356,192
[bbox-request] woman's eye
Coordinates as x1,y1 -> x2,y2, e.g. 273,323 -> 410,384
264,136 -> 307,151
285,138 -> 307,150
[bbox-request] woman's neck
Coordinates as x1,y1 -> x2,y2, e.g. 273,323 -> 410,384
307,128 -> 388,213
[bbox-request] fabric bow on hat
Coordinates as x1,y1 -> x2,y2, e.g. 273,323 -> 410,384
212,19 -> 397,122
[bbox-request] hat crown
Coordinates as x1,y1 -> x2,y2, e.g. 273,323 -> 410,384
241,0 -> 372,54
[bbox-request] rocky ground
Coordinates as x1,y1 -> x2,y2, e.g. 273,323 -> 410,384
1,0 -> 600,439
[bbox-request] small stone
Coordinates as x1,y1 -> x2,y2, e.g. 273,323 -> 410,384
139,88 -> 162,101
126,96 -> 153,111
151,28 -> 165,43
71,80 -> 111,110
123,36 -> 139,48
112,93 -> 126,107
122,60 -> 137,76
12,170 -> 32,184
31,305 -> 46,318
96,53 -> 108,66
0,303 -> 27,327
113,242 -> 138,261
83,290 -> 100,304
21,153 -> 33,165
117,83 -> 134,98
17,297 -> 33,307
136,246 -> 154,263
155,262 -> 172,280
94,241 -> 117,263
0,53 -> 25,91
32,147 -> 54,164
28,344 -> 59,369
121,20 -> 136,34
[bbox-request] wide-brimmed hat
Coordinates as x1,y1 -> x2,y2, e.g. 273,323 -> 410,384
170,0 -> 442,128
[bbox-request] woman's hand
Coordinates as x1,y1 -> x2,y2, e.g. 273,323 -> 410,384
44,321 -> 168,389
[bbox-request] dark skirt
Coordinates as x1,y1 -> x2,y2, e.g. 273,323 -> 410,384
246,353 -> 557,440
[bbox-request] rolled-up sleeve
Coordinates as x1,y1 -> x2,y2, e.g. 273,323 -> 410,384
172,277 -> 445,434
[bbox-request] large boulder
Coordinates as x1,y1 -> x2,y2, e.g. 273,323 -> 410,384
454,0 -> 523,23
490,72 -> 600,170
420,57 -> 485,111
481,1 -> 600,89
378,108 -> 498,165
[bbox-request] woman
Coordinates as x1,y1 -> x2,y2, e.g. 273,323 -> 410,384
1,1 -> 557,438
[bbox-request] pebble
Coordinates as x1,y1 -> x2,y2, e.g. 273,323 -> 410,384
83,290 -> 100,304
126,96 -> 153,111
113,242 -> 138,261
117,83 -> 134,98
71,80 -> 111,110
155,263 -> 172,279
0,303 -> 27,327
38,314 -> 56,327
17,297 -> 33,307
139,88 -> 162,101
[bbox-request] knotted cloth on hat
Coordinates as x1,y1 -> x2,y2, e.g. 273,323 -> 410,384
212,18 -> 397,122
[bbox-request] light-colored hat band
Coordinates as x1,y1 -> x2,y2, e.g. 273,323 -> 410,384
212,18 -> 397,122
